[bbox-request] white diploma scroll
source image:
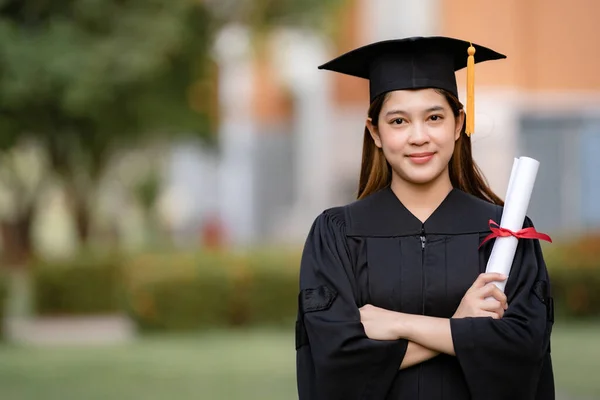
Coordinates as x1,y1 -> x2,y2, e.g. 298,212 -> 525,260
505,158 -> 520,200
484,157 -> 540,292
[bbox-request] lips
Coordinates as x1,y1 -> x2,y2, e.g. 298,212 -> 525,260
408,152 -> 435,158
407,152 -> 435,164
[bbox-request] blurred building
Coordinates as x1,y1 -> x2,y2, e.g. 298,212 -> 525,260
442,0 -> 600,237
182,0 -> 600,247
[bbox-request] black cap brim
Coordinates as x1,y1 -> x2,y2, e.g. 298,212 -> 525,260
318,36 -> 506,101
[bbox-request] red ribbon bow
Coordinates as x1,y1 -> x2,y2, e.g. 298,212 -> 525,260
479,219 -> 552,249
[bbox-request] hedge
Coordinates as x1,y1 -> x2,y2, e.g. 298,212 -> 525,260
121,249 -> 301,332
543,234 -> 600,319
26,238 -> 600,332
122,251 -> 237,332
31,253 -> 124,316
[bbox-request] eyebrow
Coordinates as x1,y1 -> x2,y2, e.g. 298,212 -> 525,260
384,105 -> 445,118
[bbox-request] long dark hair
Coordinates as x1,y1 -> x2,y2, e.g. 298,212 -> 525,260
357,89 -> 504,206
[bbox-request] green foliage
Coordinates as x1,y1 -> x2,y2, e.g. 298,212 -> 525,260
122,250 -> 301,332
0,0 -> 343,146
32,253 -> 124,316
0,0 -> 213,139
28,249 -> 300,331
544,234 -> 600,319
550,267 -> 600,319
206,0 -> 345,35
0,0 -> 344,256
0,0 -> 225,254
123,252 -> 236,332
133,170 -> 162,213
243,251 -> 300,326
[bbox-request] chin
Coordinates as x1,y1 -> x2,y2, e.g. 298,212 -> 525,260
394,166 -> 447,186
405,174 -> 439,186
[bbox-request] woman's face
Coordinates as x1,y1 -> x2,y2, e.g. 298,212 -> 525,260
367,89 -> 464,186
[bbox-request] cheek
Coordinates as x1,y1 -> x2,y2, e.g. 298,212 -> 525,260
435,126 -> 459,151
378,128 -> 407,152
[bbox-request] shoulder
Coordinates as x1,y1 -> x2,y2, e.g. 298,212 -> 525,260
314,188 -> 403,237
321,205 -> 348,225
307,206 -> 348,239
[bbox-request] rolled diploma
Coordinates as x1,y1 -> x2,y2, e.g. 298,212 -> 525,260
485,157 -> 540,292
505,158 -> 520,199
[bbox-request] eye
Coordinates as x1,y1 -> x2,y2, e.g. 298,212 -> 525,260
429,114 -> 444,122
390,118 -> 405,125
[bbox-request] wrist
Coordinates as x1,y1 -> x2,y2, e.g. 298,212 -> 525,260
394,312 -> 412,340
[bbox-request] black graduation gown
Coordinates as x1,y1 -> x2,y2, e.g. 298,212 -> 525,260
295,186 -> 555,400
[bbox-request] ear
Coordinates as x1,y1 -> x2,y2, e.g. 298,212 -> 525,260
455,110 -> 465,141
366,117 -> 382,148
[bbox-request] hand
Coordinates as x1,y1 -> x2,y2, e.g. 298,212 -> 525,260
359,304 -> 402,341
453,273 -> 508,319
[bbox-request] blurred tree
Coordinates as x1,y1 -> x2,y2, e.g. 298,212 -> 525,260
132,163 -> 164,247
0,0 -> 344,263
0,0 -> 214,260
0,135 -> 46,266
206,0 -> 344,37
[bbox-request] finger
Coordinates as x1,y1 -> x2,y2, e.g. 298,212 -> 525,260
479,298 -> 502,312
481,300 -> 506,318
478,298 -> 505,318
478,282 -> 502,298
478,283 -> 508,307
491,305 -> 505,319
488,286 -> 508,306
481,295 -> 508,310
471,273 -> 507,289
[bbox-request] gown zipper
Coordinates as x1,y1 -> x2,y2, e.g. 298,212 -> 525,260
420,226 -> 427,315
418,225 -> 427,399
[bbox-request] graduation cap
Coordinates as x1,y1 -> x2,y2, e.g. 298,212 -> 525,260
318,36 -> 506,136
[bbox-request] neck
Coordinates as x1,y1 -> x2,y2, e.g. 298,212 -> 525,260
390,169 -> 453,223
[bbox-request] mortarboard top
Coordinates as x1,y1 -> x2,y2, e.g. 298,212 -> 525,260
317,36 -> 506,136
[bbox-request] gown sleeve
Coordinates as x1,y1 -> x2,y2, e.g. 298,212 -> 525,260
450,217 -> 555,400
295,210 -> 408,400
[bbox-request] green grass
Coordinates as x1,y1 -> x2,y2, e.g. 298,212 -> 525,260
0,329 -> 296,400
0,323 -> 597,399
551,321 -> 600,397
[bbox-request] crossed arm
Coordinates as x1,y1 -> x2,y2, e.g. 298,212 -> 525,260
361,307 -> 455,369
359,273 -> 508,370
401,342 -> 440,369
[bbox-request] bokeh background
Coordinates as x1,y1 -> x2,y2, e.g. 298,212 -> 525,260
0,0 -> 599,399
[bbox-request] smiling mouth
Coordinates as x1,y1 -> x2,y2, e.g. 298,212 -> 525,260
408,152 -> 435,158
407,152 -> 435,164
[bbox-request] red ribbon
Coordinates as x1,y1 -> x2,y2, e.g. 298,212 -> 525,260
479,219 -> 552,249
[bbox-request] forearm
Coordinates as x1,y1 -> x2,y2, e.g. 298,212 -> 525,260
396,314 -> 455,356
399,341 -> 439,370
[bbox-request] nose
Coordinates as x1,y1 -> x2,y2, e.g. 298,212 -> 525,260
408,122 -> 430,146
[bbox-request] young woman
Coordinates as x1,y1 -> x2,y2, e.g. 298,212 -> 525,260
295,37 -> 555,400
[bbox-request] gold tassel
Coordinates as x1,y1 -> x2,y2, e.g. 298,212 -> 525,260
466,43 -> 475,136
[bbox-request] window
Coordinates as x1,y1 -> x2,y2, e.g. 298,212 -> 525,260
519,114 -> 600,234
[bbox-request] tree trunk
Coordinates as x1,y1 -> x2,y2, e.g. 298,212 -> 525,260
64,183 -> 93,247
74,198 -> 91,245
0,209 -> 34,268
